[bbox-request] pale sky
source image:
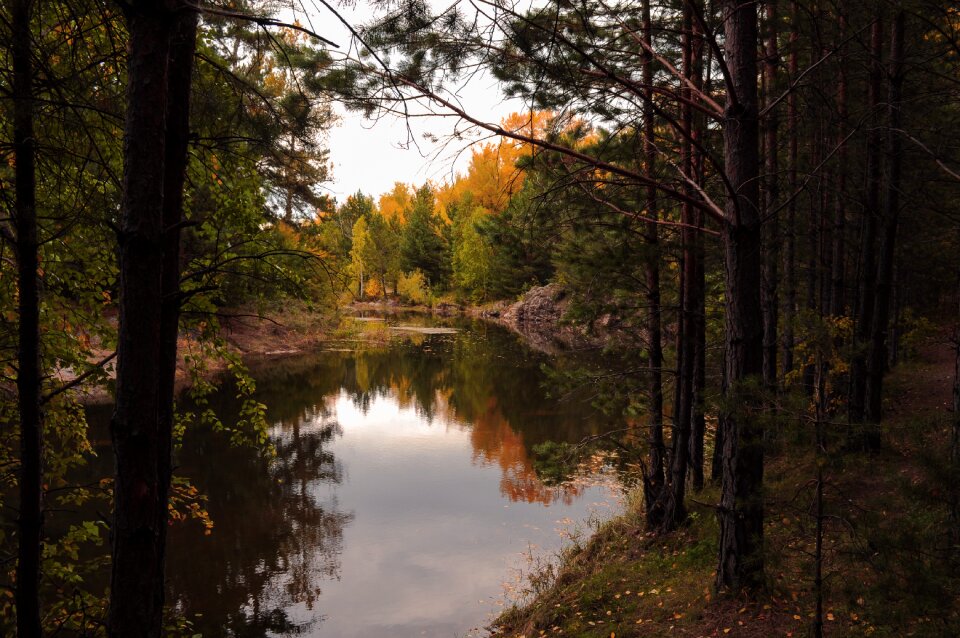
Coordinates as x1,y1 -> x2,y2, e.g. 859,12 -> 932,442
301,0 -> 523,201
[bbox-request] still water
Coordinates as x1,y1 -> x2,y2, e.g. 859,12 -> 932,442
157,319 -> 624,637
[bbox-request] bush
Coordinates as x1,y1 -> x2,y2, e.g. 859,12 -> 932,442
397,270 -> 431,305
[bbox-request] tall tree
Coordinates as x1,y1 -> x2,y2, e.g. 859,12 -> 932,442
761,0 -> 780,390
849,13 -> 884,433
658,0 -> 698,531
830,10 -> 849,318
640,0 -> 665,528
11,0 -> 42,634
156,5 -> 198,630
400,185 -> 447,286
716,0 -> 765,591
781,0 -> 800,379
864,8 -> 906,443
108,1 -> 196,634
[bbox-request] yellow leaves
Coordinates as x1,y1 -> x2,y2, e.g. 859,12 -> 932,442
263,70 -> 288,94
378,182 -> 413,224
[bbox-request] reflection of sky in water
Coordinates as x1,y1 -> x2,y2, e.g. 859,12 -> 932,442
163,325 -> 625,637
256,392 -> 620,637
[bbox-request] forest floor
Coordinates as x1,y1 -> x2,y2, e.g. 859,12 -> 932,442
491,338 -> 960,638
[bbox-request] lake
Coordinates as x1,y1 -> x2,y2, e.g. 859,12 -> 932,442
91,318 -> 626,637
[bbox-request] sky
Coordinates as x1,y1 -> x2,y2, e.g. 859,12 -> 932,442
300,0 -> 523,201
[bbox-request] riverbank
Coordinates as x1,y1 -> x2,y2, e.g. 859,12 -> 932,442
352,284 -> 636,354
69,302 -> 393,404
490,339 -> 960,637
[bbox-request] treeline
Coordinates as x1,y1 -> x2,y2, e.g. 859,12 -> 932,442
316,112 -> 555,304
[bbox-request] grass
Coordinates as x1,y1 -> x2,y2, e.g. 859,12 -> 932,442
492,342 -> 960,637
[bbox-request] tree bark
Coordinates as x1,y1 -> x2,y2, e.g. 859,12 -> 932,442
863,10 -> 905,444
830,11 -> 848,317
761,0 -> 780,391
951,273 -> 960,547
849,13 -> 884,432
12,0 -> 43,634
689,9 -> 707,493
716,0 -> 765,591
155,3 -> 198,625
640,0 -> 666,529
109,1 -> 174,635
659,1 -> 698,530
780,0 -> 799,380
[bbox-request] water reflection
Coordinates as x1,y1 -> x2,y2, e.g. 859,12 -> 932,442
167,409 -> 351,635
165,320 -> 621,637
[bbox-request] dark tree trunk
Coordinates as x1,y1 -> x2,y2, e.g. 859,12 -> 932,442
802,122 -> 821,395
830,12 -> 848,317
849,14 -> 884,432
761,0 -> 780,391
156,4 -> 198,621
659,1 -> 698,530
109,1 -> 175,635
888,266 -> 901,368
640,0 -> 667,529
863,10 -> 905,444
780,0 -> 799,380
12,0 -> 43,634
716,0 -> 765,591
712,348 -> 727,483
951,274 -> 960,547
689,11 -> 707,493
690,222 -> 706,492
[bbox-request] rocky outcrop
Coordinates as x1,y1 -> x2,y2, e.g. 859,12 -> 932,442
499,285 -> 624,353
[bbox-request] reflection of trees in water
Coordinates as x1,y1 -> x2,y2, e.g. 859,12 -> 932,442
246,323 -> 613,506
166,413 -> 351,637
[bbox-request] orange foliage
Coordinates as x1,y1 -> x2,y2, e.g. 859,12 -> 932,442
374,111 -> 569,224
377,182 -> 413,224
469,397 -> 582,506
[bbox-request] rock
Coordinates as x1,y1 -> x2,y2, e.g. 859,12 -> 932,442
497,284 -> 632,354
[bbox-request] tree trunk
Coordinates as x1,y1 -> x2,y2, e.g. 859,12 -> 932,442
689,10 -> 707,493
849,14 -> 884,432
640,0 -> 666,529
863,10 -> 905,444
659,1 -> 701,531
155,5 -> 198,629
761,0 -> 780,391
716,0 -> 765,591
951,273 -> 960,547
109,1 -> 175,635
12,0 -> 43,634
830,12 -> 848,317
780,0 -> 799,380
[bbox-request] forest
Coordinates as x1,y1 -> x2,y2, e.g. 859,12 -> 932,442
2,0 -> 960,636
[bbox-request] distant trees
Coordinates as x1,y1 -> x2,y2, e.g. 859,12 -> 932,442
400,185 -> 448,286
